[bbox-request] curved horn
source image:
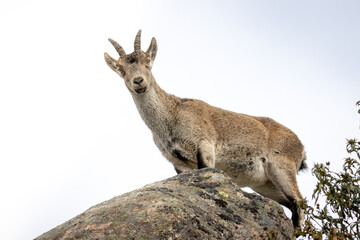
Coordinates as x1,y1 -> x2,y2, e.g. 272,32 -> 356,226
134,29 -> 142,51
108,38 -> 126,57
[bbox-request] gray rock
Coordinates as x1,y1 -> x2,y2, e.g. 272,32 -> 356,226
35,168 -> 293,240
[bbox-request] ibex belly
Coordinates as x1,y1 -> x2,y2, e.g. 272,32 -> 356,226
215,144 -> 269,188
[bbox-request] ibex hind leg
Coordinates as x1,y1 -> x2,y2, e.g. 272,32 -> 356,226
252,181 -> 292,208
265,158 -> 305,228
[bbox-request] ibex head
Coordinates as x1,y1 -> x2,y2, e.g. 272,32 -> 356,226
104,30 -> 158,94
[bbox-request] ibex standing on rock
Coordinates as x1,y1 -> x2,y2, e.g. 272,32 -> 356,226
104,30 -> 307,228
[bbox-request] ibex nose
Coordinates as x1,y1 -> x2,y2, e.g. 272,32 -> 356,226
133,77 -> 144,85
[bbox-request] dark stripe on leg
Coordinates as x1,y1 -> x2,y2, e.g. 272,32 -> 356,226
172,149 -> 189,163
197,150 -> 207,169
285,194 -> 300,228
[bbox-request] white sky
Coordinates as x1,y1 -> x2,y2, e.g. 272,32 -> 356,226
0,1 -> 359,239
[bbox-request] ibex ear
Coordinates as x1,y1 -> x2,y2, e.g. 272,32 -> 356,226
104,53 -> 125,77
146,37 -> 157,61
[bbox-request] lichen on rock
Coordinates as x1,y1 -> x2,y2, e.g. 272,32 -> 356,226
35,168 -> 293,240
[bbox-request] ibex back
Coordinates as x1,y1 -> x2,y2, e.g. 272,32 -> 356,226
104,30 -> 307,228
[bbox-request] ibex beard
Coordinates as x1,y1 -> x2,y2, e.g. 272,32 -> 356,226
104,30 -> 307,229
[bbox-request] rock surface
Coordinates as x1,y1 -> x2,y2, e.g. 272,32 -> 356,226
35,168 -> 293,240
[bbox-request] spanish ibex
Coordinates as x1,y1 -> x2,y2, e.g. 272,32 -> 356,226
104,30 -> 307,228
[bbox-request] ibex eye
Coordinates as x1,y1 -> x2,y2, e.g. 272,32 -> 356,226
117,66 -> 125,75
146,58 -> 151,66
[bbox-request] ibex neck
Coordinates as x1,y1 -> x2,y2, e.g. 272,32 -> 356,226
131,78 -> 177,136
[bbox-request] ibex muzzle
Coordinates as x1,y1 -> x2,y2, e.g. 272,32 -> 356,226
104,30 -> 307,229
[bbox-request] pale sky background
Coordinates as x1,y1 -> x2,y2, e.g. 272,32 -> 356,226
0,1 -> 359,239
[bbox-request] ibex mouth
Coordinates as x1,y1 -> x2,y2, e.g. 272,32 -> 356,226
135,87 -> 147,94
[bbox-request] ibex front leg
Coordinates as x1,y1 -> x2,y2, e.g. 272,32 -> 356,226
197,141 -> 216,169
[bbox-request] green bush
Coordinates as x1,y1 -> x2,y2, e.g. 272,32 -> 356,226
295,101 -> 360,240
